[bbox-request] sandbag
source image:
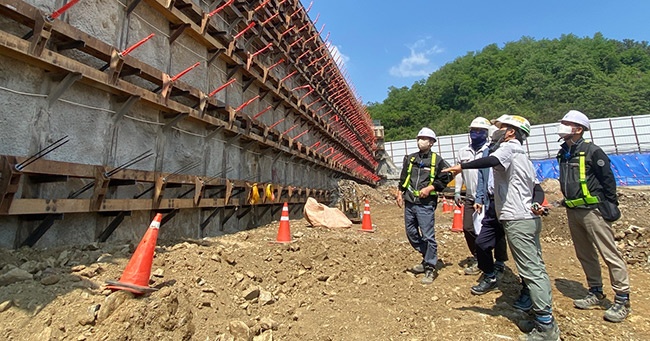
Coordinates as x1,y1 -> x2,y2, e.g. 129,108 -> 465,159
303,197 -> 352,228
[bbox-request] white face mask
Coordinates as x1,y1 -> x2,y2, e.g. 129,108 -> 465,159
556,123 -> 574,139
417,138 -> 432,151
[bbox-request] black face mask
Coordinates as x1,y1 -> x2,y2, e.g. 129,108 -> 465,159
491,129 -> 506,142
489,129 -> 507,153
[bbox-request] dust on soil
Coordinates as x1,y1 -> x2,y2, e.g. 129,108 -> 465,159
1,182 -> 650,341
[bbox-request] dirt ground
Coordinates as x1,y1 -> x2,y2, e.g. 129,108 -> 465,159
1,185 -> 649,341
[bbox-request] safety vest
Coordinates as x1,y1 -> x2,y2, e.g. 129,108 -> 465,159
401,153 -> 436,196
560,151 -> 600,208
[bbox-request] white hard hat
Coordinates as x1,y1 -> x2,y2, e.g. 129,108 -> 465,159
417,127 -> 437,141
495,114 -> 531,136
469,117 -> 491,130
560,110 -> 590,130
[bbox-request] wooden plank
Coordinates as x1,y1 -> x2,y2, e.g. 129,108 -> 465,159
5,195 -> 328,215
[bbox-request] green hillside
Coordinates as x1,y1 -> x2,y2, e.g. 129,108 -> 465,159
368,33 -> 650,141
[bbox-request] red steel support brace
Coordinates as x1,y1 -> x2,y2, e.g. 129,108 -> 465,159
48,0 -> 80,21
120,33 -> 155,57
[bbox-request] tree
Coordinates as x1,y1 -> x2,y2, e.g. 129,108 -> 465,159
369,34 -> 650,141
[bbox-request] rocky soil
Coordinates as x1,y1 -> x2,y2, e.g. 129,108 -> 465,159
1,183 -> 649,341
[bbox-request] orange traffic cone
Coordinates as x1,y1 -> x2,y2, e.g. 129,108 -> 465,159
359,199 -> 375,232
451,205 -> 464,232
106,213 -> 162,294
542,197 -> 549,207
272,202 -> 292,243
442,197 -> 453,213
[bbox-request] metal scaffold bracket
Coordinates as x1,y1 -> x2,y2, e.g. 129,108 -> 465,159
193,176 -> 204,206
90,167 -> 109,211
0,156 -> 21,214
29,15 -> 52,56
47,72 -> 82,106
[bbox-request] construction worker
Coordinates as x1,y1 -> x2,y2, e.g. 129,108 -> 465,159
470,124 -> 508,295
454,117 -> 492,275
396,127 -> 452,284
444,115 -> 560,341
556,110 -> 631,322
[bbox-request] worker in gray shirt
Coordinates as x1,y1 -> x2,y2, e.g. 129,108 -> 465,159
444,115 -> 559,341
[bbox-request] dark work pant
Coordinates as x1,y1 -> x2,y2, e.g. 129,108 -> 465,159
462,199 -> 477,257
476,199 -> 508,274
404,201 -> 438,269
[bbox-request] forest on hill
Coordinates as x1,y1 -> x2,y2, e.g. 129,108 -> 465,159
367,33 -> 650,141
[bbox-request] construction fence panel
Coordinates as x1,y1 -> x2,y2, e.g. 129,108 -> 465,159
384,114 -> 650,185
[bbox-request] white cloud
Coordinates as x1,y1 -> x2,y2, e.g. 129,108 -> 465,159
329,44 -> 350,67
389,39 -> 444,78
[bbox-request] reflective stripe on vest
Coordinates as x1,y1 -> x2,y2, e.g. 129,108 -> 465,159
564,151 -> 600,208
401,153 -> 437,196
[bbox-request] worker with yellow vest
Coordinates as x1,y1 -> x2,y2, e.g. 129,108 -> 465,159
396,127 -> 452,284
557,110 -> 631,323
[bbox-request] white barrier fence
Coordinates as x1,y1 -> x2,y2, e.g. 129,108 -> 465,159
384,114 -> 650,165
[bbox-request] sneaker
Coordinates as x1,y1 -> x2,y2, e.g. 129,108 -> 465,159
604,298 -> 631,323
411,263 -> 425,274
464,263 -> 481,275
513,292 -> 533,312
518,320 -> 560,341
471,277 -> 499,295
421,269 -> 438,285
574,292 -> 605,310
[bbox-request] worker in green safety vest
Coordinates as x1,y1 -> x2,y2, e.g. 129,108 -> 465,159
396,127 -> 452,285
557,110 -> 631,323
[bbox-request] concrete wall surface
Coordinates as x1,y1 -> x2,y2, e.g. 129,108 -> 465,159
0,0 -> 372,248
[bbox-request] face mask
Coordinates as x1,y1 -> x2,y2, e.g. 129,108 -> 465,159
557,123 -> 574,140
491,129 -> 506,142
488,129 -> 507,153
417,138 -> 432,151
470,130 -> 488,149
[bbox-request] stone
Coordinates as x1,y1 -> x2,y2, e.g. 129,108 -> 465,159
0,300 -> 13,313
96,254 -> 113,263
36,327 -> 53,341
253,330 -> 273,341
243,286 -> 260,301
19,260 -> 41,274
96,291 -> 132,323
40,274 -> 61,286
234,272 -> 245,282
71,265 -> 87,272
259,290 -> 275,306
223,253 -> 237,265
0,268 -> 33,286
228,320 -> 250,340
258,317 -> 278,331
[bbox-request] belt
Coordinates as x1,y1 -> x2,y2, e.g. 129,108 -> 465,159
565,196 -> 600,208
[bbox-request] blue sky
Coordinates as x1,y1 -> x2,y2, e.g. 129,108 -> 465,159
299,0 -> 650,104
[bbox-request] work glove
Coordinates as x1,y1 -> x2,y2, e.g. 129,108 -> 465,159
454,193 -> 462,207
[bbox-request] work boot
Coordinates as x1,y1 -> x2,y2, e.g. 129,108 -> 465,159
604,297 -> 631,323
411,263 -> 425,274
471,276 -> 498,295
518,320 -> 560,341
421,268 -> 438,285
517,319 -> 535,333
464,263 -> 481,275
574,292 -> 606,310
513,292 -> 533,312
495,262 -> 505,274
